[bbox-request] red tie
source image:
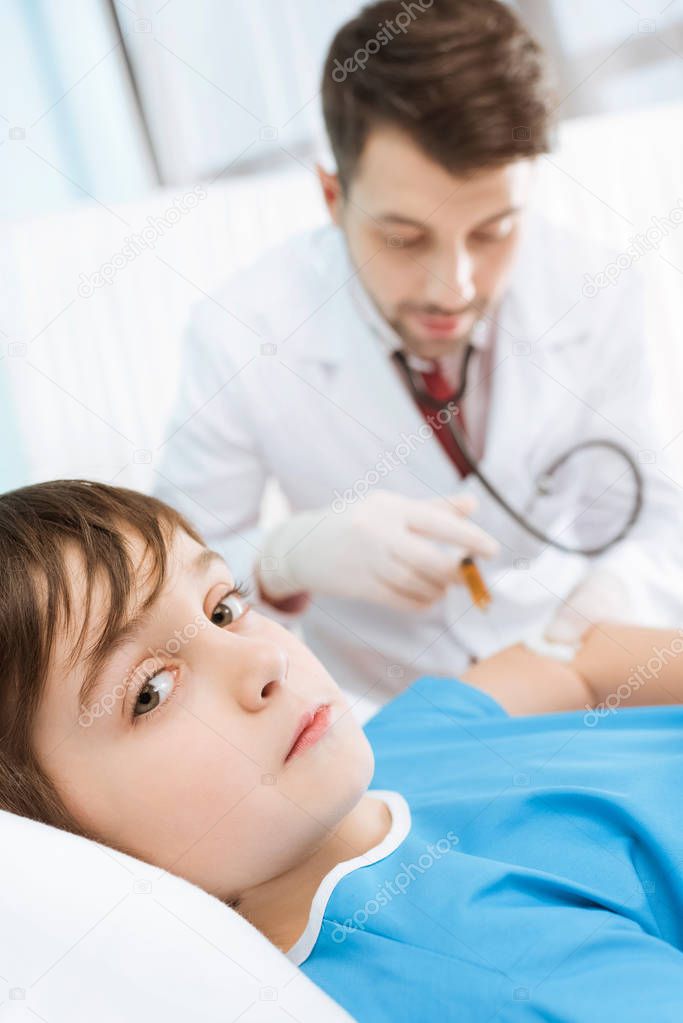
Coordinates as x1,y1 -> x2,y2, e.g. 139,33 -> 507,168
416,363 -> 472,478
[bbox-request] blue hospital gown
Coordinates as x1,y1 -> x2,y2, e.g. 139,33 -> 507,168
293,676 -> 683,1021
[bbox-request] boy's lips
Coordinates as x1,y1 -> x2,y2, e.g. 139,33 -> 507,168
284,703 -> 332,763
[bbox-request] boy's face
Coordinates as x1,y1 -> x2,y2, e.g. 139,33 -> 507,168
32,528 -> 373,900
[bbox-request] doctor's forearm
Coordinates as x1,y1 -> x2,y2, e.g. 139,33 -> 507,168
461,645 -> 591,716
461,624 -> 683,716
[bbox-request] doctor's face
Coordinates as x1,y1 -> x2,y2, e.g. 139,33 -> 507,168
32,527 -> 372,902
323,126 -> 535,361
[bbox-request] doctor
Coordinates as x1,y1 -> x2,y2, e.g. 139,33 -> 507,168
155,0 -> 682,716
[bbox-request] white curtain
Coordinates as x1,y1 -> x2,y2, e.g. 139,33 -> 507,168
118,0 -> 362,184
0,0 -> 155,221
516,0 -> 683,119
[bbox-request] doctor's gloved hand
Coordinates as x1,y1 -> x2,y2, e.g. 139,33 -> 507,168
256,490 -> 500,611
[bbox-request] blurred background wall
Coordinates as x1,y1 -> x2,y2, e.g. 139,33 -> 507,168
1,0 -> 682,220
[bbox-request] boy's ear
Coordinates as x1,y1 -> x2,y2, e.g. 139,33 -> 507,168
316,164 -> 343,225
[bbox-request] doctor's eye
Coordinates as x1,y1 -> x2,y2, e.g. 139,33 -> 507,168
210,583 -> 251,627
472,217 -> 516,244
387,233 -> 423,249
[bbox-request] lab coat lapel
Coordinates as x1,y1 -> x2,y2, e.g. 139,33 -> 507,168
447,216 -> 592,554
293,242 -> 465,498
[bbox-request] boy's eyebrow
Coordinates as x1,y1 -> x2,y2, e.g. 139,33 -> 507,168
77,547 -> 226,714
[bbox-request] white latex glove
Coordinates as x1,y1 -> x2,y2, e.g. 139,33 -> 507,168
257,490 -> 500,611
544,568 -> 627,645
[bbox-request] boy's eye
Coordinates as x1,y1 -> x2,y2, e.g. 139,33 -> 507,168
131,588 -> 249,721
134,670 -> 174,718
210,591 -> 249,627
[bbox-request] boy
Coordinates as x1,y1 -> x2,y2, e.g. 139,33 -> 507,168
2,479 -> 683,1020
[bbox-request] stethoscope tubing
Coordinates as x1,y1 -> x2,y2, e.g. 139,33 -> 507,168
394,345 -> 644,556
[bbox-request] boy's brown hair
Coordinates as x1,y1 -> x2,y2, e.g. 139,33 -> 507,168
322,0 -> 555,188
0,479 -> 202,836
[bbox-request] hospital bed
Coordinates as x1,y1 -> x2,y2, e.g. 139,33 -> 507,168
1,102 -> 683,1021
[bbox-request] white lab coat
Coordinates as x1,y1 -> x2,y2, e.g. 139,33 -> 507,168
155,216 -> 683,714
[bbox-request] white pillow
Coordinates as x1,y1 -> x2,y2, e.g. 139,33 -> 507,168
0,809 -> 354,1022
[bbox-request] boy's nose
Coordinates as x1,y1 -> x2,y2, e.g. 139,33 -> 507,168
233,638 -> 289,711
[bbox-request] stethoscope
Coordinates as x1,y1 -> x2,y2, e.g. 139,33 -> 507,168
393,343 -> 644,556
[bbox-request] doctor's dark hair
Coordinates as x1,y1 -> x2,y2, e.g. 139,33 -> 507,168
322,0 -> 555,188
0,479 -> 203,840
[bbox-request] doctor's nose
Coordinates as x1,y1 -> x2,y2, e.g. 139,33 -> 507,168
429,244 -> 476,307
230,637 -> 289,712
